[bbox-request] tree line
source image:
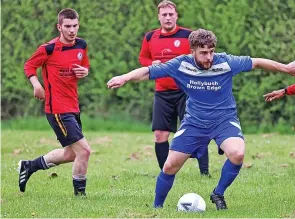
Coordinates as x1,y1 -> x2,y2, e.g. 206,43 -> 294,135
2,0 -> 294,132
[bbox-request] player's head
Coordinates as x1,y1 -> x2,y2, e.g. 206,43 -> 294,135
189,29 -> 217,70
157,0 -> 178,33
57,8 -> 79,44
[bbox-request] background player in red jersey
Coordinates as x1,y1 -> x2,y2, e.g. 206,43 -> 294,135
264,84 -> 295,101
18,8 -> 91,196
139,0 -> 210,176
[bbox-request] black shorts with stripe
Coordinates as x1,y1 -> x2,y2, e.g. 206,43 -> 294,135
46,113 -> 84,147
152,90 -> 187,133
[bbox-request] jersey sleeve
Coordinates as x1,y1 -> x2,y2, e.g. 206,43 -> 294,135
24,46 -> 48,79
226,54 -> 253,76
148,56 -> 181,80
286,84 -> 295,95
138,34 -> 153,66
82,46 -> 90,69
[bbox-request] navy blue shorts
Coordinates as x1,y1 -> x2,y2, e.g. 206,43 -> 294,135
46,113 -> 84,147
152,90 -> 187,133
171,117 -> 244,157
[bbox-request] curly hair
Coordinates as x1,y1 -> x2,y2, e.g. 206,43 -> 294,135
189,29 -> 217,49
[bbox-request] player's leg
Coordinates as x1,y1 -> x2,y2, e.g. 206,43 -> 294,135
152,91 -> 174,169
154,125 -> 208,208
195,145 -> 210,177
176,91 -> 210,176
18,146 -> 76,192
211,119 -> 245,210
18,113 -> 74,192
154,150 -> 190,208
70,137 -> 91,196
63,113 -> 91,196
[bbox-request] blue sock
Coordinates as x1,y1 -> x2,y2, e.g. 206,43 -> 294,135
214,159 -> 242,195
197,146 -> 209,174
154,171 -> 175,208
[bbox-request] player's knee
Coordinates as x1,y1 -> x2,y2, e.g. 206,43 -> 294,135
162,161 -> 178,174
64,151 -> 76,162
230,150 -> 244,164
154,130 -> 169,143
76,144 -> 91,161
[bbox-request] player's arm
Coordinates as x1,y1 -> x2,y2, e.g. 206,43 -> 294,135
73,46 -> 90,79
263,84 -> 295,102
24,46 -> 48,101
138,34 -> 155,66
285,84 -> 295,95
107,67 -> 150,89
107,57 -> 180,89
252,58 -> 295,76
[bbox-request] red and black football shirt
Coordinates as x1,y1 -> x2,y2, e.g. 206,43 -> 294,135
24,37 -> 90,114
139,26 -> 191,91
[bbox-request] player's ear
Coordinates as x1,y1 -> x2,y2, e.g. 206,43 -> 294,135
190,49 -> 195,55
57,23 -> 61,32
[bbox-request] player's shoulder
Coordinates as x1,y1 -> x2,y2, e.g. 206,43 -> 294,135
38,37 -> 59,55
75,37 -> 87,49
172,54 -> 191,63
177,26 -> 193,36
145,28 -> 160,42
215,52 -> 251,62
214,52 -> 228,61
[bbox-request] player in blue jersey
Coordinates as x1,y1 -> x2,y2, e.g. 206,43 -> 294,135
107,29 -> 295,210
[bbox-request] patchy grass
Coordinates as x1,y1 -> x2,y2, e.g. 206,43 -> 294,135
1,130 -> 295,218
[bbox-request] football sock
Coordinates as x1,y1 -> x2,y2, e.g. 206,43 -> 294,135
30,156 -> 49,172
154,171 -> 175,208
73,175 -> 87,195
155,141 -> 169,169
214,159 -> 242,195
197,147 -> 209,174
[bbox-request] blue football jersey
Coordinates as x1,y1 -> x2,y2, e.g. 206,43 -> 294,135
148,53 -> 253,128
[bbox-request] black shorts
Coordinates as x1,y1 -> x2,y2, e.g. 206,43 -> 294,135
46,113 -> 84,147
152,90 -> 187,133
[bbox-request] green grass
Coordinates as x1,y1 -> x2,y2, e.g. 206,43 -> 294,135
1,116 -> 150,132
2,116 -> 294,134
1,130 -> 295,218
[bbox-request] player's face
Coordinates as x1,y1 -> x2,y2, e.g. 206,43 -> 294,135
191,46 -> 215,70
57,18 -> 79,44
158,6 -> 178,32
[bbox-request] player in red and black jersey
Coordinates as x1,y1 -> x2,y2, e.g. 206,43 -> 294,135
264,84 -> 295,101
139,0 -> 210,176
18,8 -> 91,197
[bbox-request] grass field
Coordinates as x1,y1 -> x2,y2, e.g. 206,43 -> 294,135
1,130 -> 295,218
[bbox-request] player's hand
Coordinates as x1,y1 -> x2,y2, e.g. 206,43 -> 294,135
263,89 -> 285,102
286,61 -> 295,76
107,75 -> 127,89
72,64 -> 89,78
152,60 -> 161,65
33,85 -> 45,101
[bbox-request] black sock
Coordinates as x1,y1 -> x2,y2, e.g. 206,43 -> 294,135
30,156 -> 48,172
73,178 -> 86,195
155,141 -> 169,169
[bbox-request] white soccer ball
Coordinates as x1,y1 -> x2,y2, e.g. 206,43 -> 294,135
177,193 -> 206,212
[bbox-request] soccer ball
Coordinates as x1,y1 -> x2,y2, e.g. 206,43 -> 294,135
177,193 -> 206,212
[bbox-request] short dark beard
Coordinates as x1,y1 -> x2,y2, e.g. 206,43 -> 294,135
195,59 -> 212,70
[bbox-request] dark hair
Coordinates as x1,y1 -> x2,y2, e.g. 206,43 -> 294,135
157,0 -> 177,13
189,29 -> 217,49
57,8 -> 79,25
